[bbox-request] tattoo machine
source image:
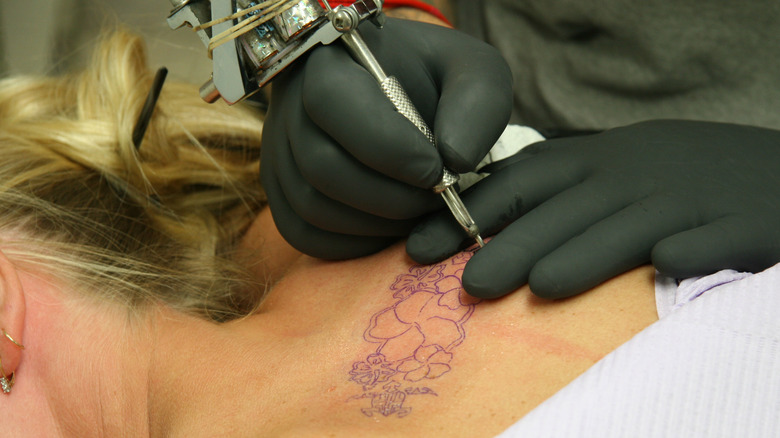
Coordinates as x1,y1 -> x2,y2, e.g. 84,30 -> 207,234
166,0 -> 485,247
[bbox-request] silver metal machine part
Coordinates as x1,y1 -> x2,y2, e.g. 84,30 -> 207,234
167,0 -> 485,247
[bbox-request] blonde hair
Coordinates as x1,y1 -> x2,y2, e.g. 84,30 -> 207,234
0,29 -> 266,321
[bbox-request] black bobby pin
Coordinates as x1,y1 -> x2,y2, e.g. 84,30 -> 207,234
132,67 -> 168,150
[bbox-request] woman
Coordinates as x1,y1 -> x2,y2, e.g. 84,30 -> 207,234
0,29 -> 774,437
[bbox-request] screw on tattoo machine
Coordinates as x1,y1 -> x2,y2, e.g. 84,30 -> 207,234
166,0 -> 485,248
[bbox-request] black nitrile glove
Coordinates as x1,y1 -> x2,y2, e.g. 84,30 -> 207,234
407,120 -> 780,299
261,18 -> 513,259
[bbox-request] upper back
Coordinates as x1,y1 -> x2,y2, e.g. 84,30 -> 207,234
234,218 -> 658,436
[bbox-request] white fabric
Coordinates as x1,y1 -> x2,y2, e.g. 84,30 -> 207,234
497,263 -> 780,437
474,124 -> 545,171
458,124 -> 544,190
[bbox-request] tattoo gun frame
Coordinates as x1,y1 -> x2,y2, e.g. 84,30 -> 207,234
167,0 -> 385,104
167,0 -> 484,247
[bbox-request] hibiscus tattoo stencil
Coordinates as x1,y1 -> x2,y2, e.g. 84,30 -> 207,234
347,250 -> 481,417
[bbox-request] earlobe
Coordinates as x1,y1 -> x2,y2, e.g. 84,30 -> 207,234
0,249 -> 26,384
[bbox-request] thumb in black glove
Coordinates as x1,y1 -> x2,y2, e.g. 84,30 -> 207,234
407,120 -> 780,299
262,18 -> 513,259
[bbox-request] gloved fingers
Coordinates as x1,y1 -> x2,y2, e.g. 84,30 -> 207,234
527,194 -> 699,299
279,58 -> 440,222
262,156 -> 396,259
460,177 -> 642,299
652,215 -> 780,278
302,44 -> 443,189
407,151 -> 585,264
476,141 -> 553,176
362,19 -> 515,172
355,19 -> 449,120
405,206 -> 470,265
289,105 -> 441,219
274,118 -> 418,236
434,44 -> 514,172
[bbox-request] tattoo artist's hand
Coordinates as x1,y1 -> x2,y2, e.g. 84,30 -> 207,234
261,18 -> 513,259
407,120 -> 780,299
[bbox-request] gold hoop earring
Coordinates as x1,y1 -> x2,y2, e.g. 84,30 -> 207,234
0,357 -> 14,394
2,329 -> 24,349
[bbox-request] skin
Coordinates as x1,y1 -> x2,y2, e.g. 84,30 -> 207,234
388,1 -> 455,26
2,207 -> 658,437
385,6 -> 452,27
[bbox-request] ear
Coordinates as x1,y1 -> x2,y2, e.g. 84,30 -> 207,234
0,249 -> 26,375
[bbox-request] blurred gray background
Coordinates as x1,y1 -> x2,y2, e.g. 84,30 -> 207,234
1,0 -> 212,83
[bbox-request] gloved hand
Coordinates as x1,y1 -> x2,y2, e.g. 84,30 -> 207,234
407,120 -> 780,299
261,18 -> 513,259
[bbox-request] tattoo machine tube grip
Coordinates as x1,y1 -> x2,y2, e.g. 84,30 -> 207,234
339,30 -> 485,247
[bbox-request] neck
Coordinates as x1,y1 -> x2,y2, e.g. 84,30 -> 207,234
64,313 -> 153,437
146,308 -> 271,437
144,301 -> 351,437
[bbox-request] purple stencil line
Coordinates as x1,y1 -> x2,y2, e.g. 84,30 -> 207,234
347,250 -> 480,417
